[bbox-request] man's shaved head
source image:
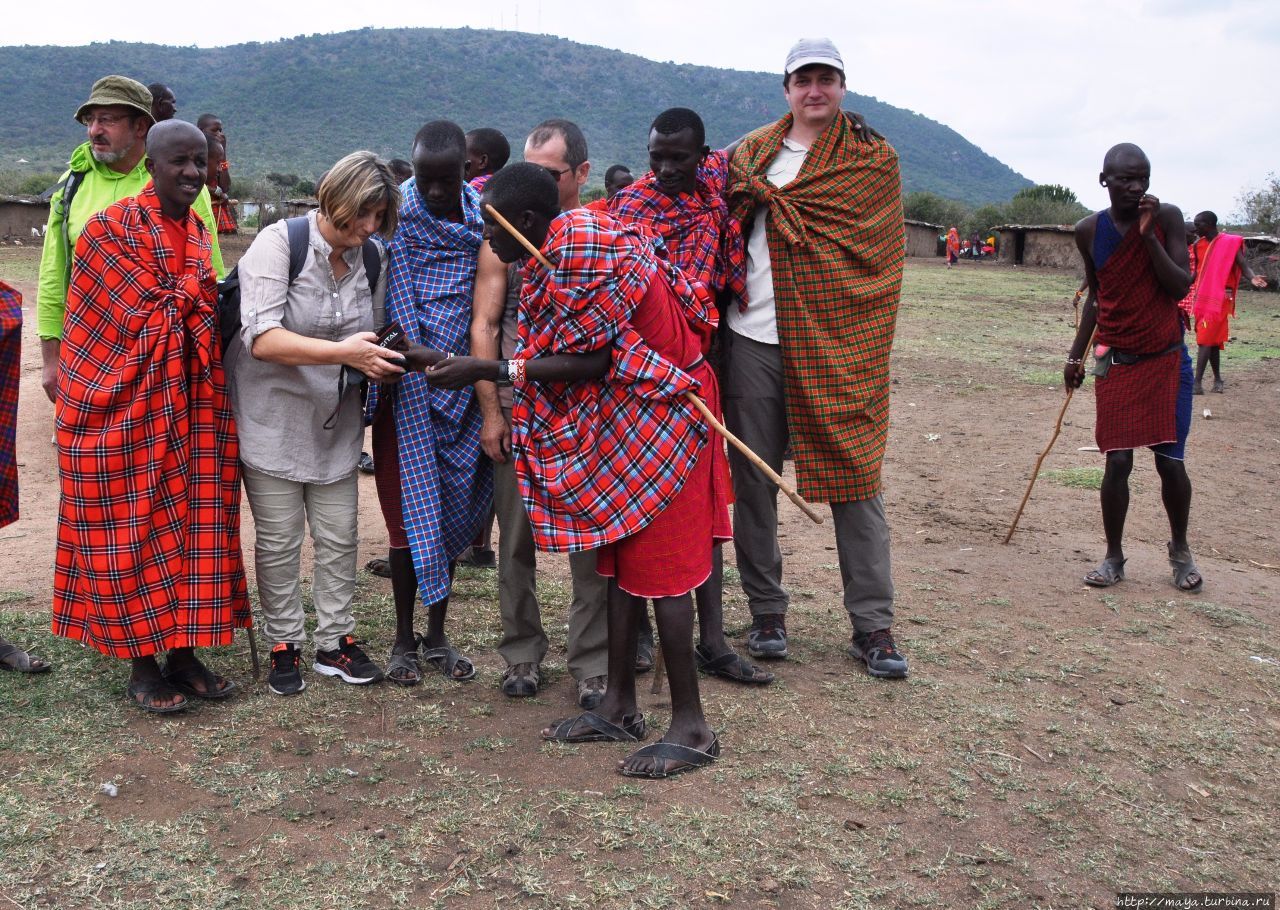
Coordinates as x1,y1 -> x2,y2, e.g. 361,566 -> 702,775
146,119 -> 206,157
1102,142 -> 1148,174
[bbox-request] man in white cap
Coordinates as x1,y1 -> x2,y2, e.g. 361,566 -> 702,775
724,38 -> 910,678
36,75 -> 224,404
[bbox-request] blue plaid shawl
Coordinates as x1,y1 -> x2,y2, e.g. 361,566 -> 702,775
378,181 -> 492,603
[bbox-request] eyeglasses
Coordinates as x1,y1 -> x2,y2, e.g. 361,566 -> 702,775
541,164 -> 575,182
80,112 -> 132,128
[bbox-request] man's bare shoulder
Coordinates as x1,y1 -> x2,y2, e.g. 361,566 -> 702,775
1075,211 -> 1101,237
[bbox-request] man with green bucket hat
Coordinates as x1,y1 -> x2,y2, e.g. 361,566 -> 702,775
37,75 -> 225,404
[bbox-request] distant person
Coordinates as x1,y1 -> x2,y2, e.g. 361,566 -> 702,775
467,118 -> 610,705
37,76 -> 223,403
725,37 -> 908,678
0,280 -> 49,675
464,127 -> 510,192
1188,210 -> 1267,394
198,113 -> 238,233
53,121 -> 250,711
387,158 -> 414,185
229,151 -> 404,696
609,106 -> 771,686
946,225 -> 960,266
585,165 -> 634,214
366,121 -> 492,685
147,82 -> 176,122
1064,143 -> 1199,593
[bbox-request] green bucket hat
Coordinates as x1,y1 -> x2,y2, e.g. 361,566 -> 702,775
74,75 -> 154,124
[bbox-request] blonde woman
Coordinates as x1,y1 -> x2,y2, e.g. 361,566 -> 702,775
229,151 -> 404,696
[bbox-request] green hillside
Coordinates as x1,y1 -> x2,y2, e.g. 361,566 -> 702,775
0,28 -> 1030,205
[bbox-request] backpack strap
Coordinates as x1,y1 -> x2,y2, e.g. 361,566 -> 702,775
284,216 -> 311,285
361,238 -> 382,292
59,169 -> 87,284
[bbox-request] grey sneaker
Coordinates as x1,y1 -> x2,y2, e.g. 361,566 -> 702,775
849,628 -> 909,679
747,613 -> 788,659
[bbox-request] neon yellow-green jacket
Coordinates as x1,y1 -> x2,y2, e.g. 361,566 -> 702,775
36,141 -> 226,340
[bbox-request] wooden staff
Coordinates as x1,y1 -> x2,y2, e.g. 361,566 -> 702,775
650,644 -> 666,694
1003,328 -> 1097,544
484,203 -> 824,526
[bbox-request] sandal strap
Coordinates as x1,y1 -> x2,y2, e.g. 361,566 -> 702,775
628,737 -> 720,766
550,711 -> 639,742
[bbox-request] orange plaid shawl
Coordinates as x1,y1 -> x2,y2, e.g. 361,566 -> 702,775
728,112 -> 905,502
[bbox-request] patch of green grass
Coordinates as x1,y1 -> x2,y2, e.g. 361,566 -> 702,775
1040,467 -> 1105,489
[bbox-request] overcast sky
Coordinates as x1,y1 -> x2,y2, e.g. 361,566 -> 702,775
8,0 -> 1277,217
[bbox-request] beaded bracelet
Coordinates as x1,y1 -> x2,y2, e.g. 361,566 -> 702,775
510,358 -> 527,383
1066,358 -> 1083,365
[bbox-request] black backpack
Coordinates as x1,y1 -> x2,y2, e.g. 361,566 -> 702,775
217,216 -> 381,355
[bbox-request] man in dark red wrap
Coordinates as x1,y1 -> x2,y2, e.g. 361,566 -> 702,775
53,120 -> 250,712
425,162 -> 728,777
1065,143 -> 1199,593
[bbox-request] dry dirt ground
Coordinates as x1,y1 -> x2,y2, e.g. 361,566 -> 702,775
1,239 -> 1277,910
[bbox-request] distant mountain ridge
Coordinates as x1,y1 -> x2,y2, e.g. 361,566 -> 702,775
0,28 -> 1031,205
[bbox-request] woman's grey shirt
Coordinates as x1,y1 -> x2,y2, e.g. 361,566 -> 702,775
227,211 -> 387,484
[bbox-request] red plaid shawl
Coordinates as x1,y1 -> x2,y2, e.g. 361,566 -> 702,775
729,112 -> 905,502
0,281 -> 19,529
609,149 -> 747,316
514,208 -> 707,552
1092,213 -> 1183,453
53,184 -> 249,658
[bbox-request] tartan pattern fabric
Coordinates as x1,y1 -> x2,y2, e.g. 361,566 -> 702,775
53,184 -> 249,658
1092,212 -> 1184,454
729,112 -> 905,502
514,208 -> 706,552
372,181 -> 492,603
609,149 -> 747,313
0,281 -> 20,528
1177,241 -> 1198,322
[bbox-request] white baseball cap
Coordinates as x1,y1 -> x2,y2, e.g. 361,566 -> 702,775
784,38 -> 845,76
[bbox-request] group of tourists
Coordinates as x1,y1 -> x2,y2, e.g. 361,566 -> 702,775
5,37 -> 910,778
3,36 -> 1247,778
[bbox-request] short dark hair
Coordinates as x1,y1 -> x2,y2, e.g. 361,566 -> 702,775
196,113 -> 220,130
782,65 -> 846,89
650,107 -> 705,147
604,164 -> 632,184
465,127 -> 511,170
485,162 -> 560,220
147,82 -> 172,99
387,158 -> 413,183
527,119 -> 588,170
413,119 -> 467,158
1195,210 -> 1218,227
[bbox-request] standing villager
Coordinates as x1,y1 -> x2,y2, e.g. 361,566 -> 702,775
198,113 -> 238,234
430,163 -> 728,777
229,151 -> 405,696
724,38 -> 909,677
147,82 -> 176,122
946,225 -> 961,266
369,121 -> 492,684
37,76 -> 224,404
53,121 -> 248,710
0,280 -> 49,674
609,106 -> 771,685
467,119 -> 610,704
1187,210 -> 1267,394
1065,143 -> 1199,592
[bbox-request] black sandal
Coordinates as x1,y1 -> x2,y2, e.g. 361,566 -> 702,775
542,711 -> 646,743
1168,542 -> 1204,593
619,735 -> 721,779
126,678 -> 189,714
162,660 -> 236,700
1083,556 -> 1126,588
695,643 -> 774,685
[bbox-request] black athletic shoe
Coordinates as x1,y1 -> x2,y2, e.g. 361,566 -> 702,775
747,613 -> 789,659
268,643 -> 307,696
849,628 -> 909,679
358,452 -> 376,474
315,635 -> 384,685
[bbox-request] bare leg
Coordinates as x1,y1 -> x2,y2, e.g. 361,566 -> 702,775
1099,450 -> 1133,562
1208,347 -> 1222,384
1195,345 -> 1211,387
388,546 -> 418,655
128,655 -> 184,709
1154,453 -> 1192,552
620,593 -> 716,776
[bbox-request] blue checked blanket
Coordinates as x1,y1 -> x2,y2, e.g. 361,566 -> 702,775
374,181 -> 492,603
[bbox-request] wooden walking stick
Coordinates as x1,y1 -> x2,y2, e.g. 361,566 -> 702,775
1003,328 -> 1097,544
246,626 -> 261,681
484,203 -> 825,526
650,643 -> 666,694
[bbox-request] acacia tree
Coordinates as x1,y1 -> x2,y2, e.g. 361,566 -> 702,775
1236,173 -> 1280,233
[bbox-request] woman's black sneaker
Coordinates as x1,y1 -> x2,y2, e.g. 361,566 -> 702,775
268,643 -> 307,696
315,635 -> 384,685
